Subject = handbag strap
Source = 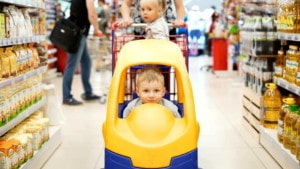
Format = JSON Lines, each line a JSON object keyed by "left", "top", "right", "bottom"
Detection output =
{"left": 68, "top": 15, "right": 86, "bottom": 33}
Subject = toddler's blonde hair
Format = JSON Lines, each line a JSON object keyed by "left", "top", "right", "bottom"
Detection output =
{"left": 136, "top": 66, "right": 165, "bottom": 87}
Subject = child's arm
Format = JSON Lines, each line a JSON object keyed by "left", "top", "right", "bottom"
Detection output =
{"left": 123, "top": 98, "right": 140, "bottom": 118}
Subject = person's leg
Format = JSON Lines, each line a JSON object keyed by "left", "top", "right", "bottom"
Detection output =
{"left": 80, "top": 36, "right": 100, "bottom": 100}
{"left": 62, "top": 37, "right": 85, "bottom": 104}
{"left": 205, "top": 32, "right": 211, "bottom": 56}
{"left": 80, "top": 36, "right": 93, "bottom": 95}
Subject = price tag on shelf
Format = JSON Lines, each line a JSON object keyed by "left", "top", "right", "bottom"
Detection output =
{"left": 14, "top": 75, "right": 24, "bottom": 84}
{"left": 12, "top": 37, "right": 16, "bottom": 45}
{"left": 276, "top": 78, "right": 287, "bottom": 89}
{"left": 4, "top": 38, "right": 9, "bottom": 46}
{"left": 0, "top": 79, "right": 11, "bottom": 88}
{"left": 288, "top": 84, "right": 297, "bottom": 94}
{"left": 294, "top": 35, "right": 299, "bottom": 41}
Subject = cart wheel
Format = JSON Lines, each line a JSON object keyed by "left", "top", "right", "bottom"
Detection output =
{"left": 99, "top": 94, "right": 107, "bottom": 104}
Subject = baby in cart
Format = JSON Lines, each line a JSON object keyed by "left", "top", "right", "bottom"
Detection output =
{"left": 139, "top": 0, "right": 169, "bottom": 40}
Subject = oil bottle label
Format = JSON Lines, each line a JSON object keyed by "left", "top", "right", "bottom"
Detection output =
{"left": 274, "top": 66, "right": 283, "bottom": 77}
{"left": 263, "top": 106, "right": 280, "bottom": 123}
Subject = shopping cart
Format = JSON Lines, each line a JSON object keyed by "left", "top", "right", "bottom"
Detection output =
{"left": 111, "top": 23, "right": 188, "bottom": 95}
{"left": 102, "top": 30, "right": 200, "bottom": 168}
{"left": 111, "top": 23, "right": 189, "bottom": 71}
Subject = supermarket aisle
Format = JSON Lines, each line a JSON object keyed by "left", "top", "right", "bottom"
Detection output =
{"left": 42, "top": 56, "right": 281, "bottom": 169}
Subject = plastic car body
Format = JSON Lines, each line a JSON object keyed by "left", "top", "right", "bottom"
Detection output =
{"left": 102, "top": 39, "right": 200, "bottom": 169}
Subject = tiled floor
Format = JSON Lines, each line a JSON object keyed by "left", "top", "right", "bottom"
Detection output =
{"left": 41, "top": 55, "right": 282, "bottom": 169}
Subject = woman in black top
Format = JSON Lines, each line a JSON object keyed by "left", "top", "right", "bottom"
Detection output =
{"left": 62, "top": 0, "right": 103, "bottom": 105}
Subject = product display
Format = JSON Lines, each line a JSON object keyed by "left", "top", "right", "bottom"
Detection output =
{"left": 239, "top": 0, "right": 300, "bottom": 167}
{"left": 0, "top": 0, "right": 62, "bottom": 169}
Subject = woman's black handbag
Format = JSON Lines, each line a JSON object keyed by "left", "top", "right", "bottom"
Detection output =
{"left": 49, "top": 18, "right": 83, "bottom": 53}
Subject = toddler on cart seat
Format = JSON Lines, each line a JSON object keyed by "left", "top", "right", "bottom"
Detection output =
{"left": 139, "top": 0, "right": 169, "bottom": 40}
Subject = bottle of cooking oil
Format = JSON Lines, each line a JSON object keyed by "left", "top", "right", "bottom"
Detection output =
{"left": 274, "top": 50, "right": 285, "bottom": 79}
{"left": 295, "top": 110, "right": 300, "bottom": 161}
{"left": 277, "top": 0, "right": 284, "bottom": 32}
{"left": 278, "top": 96, "right": 296, "bottom": 143}
{"left": 262, "top": 83, "right": 282, "bottom": 129}
{"left": 291, "top": 48, "right": 300, "bottom": 84}
{"left": 290, "top": 109, "right": 300, "bottom": 154}
{"left": 296, "top": 50, "right": 300, "bottom": 86}
{"left": 283, "top": 104, "right": 298, "bottom": 149}
{"left": 285, "top": 45, "right": 298, "bottom": 83}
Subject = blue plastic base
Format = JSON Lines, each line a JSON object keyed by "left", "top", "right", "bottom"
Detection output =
{"left": 104, "top": 148, "right": 198, "bottom": 169}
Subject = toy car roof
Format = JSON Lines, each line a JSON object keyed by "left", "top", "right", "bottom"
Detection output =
{"left": 115, "top": 39, "right": 186, "bottom": 71}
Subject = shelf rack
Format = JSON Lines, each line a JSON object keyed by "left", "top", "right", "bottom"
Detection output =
{"left": 0, "top": 0, "right": 62, "bottom": 168}
{"left": 260, "top": 127, "right": 299, "bottom": 168}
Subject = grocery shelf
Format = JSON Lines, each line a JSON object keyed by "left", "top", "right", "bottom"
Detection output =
{"left": 277, "top": 32, "right": 300, "bottom": 42}
{"left": 0, "top": 65, "right": 47, "bottom": 89}
{"left": 275, "top": 78, "right": 300, "bottom": 96}
{"left": 243, "top": 86, "right": 262, "bottom": 107}
{"left": 0, "top": 35, "right": 46, "bottom": 46}
{"left": 0, "top": 0, "right": 45, "bottom": 8}
{"left": 242, "top": 86, "right": 262, "bottom": 132}
{"left": 259, "top": 126, "right": 300, "bottom": 169}
{"left": 0, "top": 97, "right": 46, "bottom": 136}
{"left": 20, "top": 126, "right": 62, "bottom": 169}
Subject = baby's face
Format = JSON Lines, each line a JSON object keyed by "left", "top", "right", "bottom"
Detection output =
{"left": 139, "top": 0, "right": 162, "bottom": 23}
{"left": 136, "top": 80, "right": 165, "bottom": 104}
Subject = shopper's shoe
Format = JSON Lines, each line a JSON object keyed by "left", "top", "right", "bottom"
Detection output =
{"left": 63, "top": 98, "right": 82, "bottom": 105}
{"left": 81, "top": 93, "right": 100, "bottom": 101}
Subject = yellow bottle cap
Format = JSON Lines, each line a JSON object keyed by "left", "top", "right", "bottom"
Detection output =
{"left": 265, "top": 83, "right": 277, "bottom": 89}
{"left": 283, "top": 97, "right": 296, "bottom": 105}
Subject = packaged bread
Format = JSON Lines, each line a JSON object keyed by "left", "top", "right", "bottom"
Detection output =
{"left": 12, "top": 46, "right": 21, "bottom": 74}
{"left": 0, "top": 141, "right": 14, "bottom": 169}
{"left": 0, "top": 88, "right": 7, "bottom": 126}
{"left": 5, "top": 47, "right": 17, "bottom": 77}
{"left": 14, "top": 134, "right": 29, "bottom": 163}
{"left": 7, "top": 139, "right": 21, "bottom": 168}
{"left": 24, "top": 44, "right": 33, "bottom": 70}
{"left": 28, "top": 43, "right": 39, "bottom": 69}
{"left": 0, "top": 47, "right": 10, "bottom": 79}
{"left": 0, "top": 13, "right": 6, "bottom": 38}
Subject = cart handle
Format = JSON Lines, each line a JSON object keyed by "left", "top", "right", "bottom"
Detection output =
{"left": 112, "top": 22, "right": 187, "bottom": 30}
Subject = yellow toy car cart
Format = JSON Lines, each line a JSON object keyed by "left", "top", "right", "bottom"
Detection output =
{"left": 102, "top": 38, "right": 200, "bottom": 169}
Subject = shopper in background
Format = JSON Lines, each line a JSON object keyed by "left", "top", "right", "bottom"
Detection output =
{"left": 206, "top": 11, "right": 219, "bottom": 56}
{"left": 140, "top": 0, "right": 169, "bottom": 40}
{"left": 62, "top": 0, "right": 103, "bottom": 105}
{"left": 209, "top": 12, "right": 220, "bottom": 35}
{"left": 55, "top": 3, "right": 65, "bottom": 21}
{"left": 97, "top": 0, "right": 111, "bottom": 37}
{"left": 119, "top": 0, "right": 185, "bottom": 36}
{"left": 187, "top": 5, "right": 204, "bottom": 55}
{"left": 122, "top": 67, "right": 181, "bottom": 118}
{"left": 203, "top": 5, "right": 216, "bottom": 56}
